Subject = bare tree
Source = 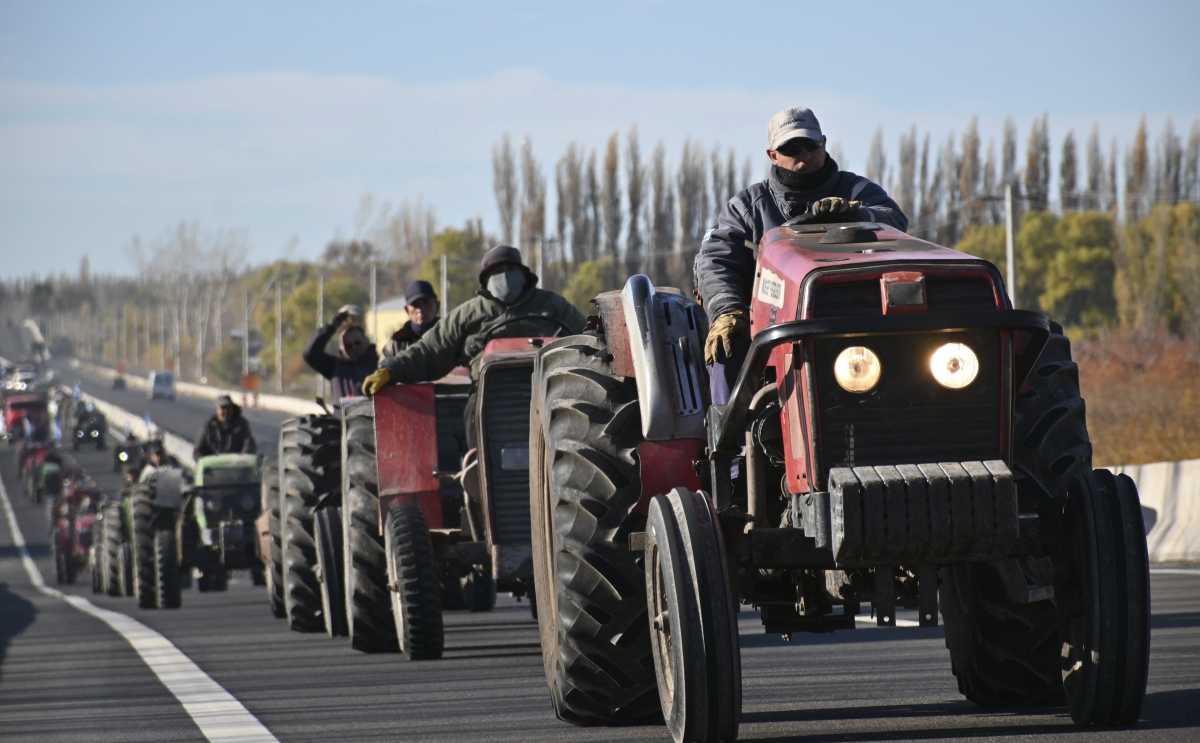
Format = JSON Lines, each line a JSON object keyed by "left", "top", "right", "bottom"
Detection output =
{"left": 1001, "top": 117, "right": 1018, "bottom": 187}
{"left": 1024, "top": 115, "right": 1051, "bottom": 211}
{"left": 1156, "top": 118, "right": 1183, "bottom": 205}
{"left": 1185, "top": 120, "right": 1200, "bottom": 202}
{"left": 893, "top": 126, "right": 918, "bottom": 220}
{"left": 916, "top": 133, "right": 934, "bottom": 238}
{"left": 492, "top": 134, "right": 518, "bottom": 244}
{"left": 959, "top": 118, "right": 981, "bottom": 225}
{"left": 866, "top": 127, "right": 887, "bottom": 185}
{"left": 649, "top": 142, "right": 675, "bottom": 281}
{"left": 1060, "top": 130, "right": 1078, "bottom": 211}
{"left": 585, "top": 151, "right": 601, "bottom": 261}
{"left": 981, "top": 139, "right": 998, "bottom": 223}
{"left": 1086, "top": 126, "right": 1104, "bottom": 210}
{"left": 518, "top": 137, "right": 546, "bottom": 266}
{"left": 1125, "top": 117, "right": 1150, "bottom": 220}
{"left": 675, "top": 140, "right": 708, "bottom": 264}
{"left": 601, "top": 132, "right": 622, "bottom": 263}
{"left": 561, "top": 143, "right": 585, "bottom": 266}
{"left": 625, "top": 127, "right": 646, "bottom": 277}
{"left": 1105, "top": 139, "right": 1119, "bottom": 212}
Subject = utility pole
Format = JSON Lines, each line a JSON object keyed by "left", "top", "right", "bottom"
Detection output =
{"left": 1004, "top": 183, "right": 1016, "bottom": 308}
{"left": 159, "top": 305, "right": 166, "bottom": 370}
{"left": 440, "top": 255, "right": 448, "bottom": 318}
{"left": 242, "top": 289, "right": 250, "bottom": 376}
{"left": 536, "top": 236, "right": 546, "bottom": 289}
{"left": 369, "top": 263, "right": 378, "bottom": 345}
{"left": 173, "top": 308, "right": 181, "bottom": 378}
{"left": 275, "top": 281, "right": 283, "bottom": 393}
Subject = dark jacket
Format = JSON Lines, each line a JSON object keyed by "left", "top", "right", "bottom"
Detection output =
{"left": 694, "top": 158, "right": 908, "bottom": 322}
{"left": 380, "top": 319, "right": 437, "bottom": 362}
{"left": 382, "top": 279, "right": 585, "bottom": 384}
{"left": 303, "top": 322, "right": 380, "bottom": 401}
{"left": 193, "top": 408, "right": 257, "bottom": 460}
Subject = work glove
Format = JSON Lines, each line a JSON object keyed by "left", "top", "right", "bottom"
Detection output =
{"left": 808, "top": 196, "right": 863, "bottom": 219}
{"left": 704, "top": 310, "right": 748, "bottom": 366}
{"left": 361, "top": 367, "right": 392, "bottom": 396}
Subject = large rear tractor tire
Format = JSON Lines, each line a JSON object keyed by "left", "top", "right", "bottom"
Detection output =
{"left": 102, "top": 502, "right": 122, "bottom": 597}
{"left": 131, "top": 487, "right": 158, "bottom": 609}
{"left": 384, "top": 503, "right": 443, "bottom": 659}
{"left": 941, "top": 322, "right": 1089, "bottom": 707}
{"left": 530, "top": 334, "right": 659, "bottom": 724}
{"left": 315, "top": 506, "right": 348, "bottom": 637}
{"left": 1059, "top": 470, "right": 1149, "bottom": 726}
{"left": 154, "top": 527, "right": 181, "bottom": 609}
{"left": 280, "top": 415, "right": 340, "bottom": 633}
{"left": 644, "top": 488, "right": 741, "bottom": 743}
{"left": 342, "top": 400, "right": 397, "bottom": 652}
{"left": 263, "top": 475, "right": 285, "bottom": 618}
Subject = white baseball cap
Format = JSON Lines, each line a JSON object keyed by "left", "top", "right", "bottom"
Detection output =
{"left": 768, "top": 107, "right": 825, "bottom": 150}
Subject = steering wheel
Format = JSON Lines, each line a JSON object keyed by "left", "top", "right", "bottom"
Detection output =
{"left": 783, "top": 202, "right": 869, "bottom": 228}
{"left": 479, "top": 313, "right": 574, "bottom": 344}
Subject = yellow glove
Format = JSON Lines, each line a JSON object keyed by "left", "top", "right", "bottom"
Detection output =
{"left": 704, "top": 310, "right": 748, "bottom": 366}
{"left": 362, "top": 367, "right": 392, "bottom": 396}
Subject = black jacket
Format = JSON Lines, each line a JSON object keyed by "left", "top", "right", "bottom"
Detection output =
{"left": 193, "top": 408, "right": 257, "bottom": 460}
{"left": 303, "top": 322, "right": 380, "bottom": 401}
{"left": 694, "top": 158, "right": 908, "bottom": 322}
{"left": 380, "top": 319, "right": 436, "bottom": 362}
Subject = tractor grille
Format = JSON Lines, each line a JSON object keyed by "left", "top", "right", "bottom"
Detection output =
{"left": 812, "top": 330, "right": 1003, "bottom": 488}
{"left": 434, "top": 388, "right": 469, "bottom": 529}
{"left": 808, "top": 276, "right": 998, "bottom": 318}
{"left": 480, "top": 363, "right": 534, "bottom": 546}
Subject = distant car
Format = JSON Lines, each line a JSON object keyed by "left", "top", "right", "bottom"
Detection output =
{"left": 148, "top": 371, "right": 176, "bottom": 400}
{"left": 112, "top": 376, "right": 127, "bottom": 390}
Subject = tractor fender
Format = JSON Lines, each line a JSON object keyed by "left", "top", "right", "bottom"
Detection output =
{"left": 618, "top": 275, "right": 709, "bottom": 441}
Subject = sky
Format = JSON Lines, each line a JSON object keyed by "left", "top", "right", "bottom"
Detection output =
{"left": 2, "top": 0, "right": 1198, "bottom": 278}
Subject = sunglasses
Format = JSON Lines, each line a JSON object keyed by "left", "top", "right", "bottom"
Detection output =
{"left": 776, "top": 138, "right": 824, "bottom": 157}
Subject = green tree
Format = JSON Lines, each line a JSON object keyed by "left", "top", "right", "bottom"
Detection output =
{"left": 1039, "top": 212, "right": 1116, "bottom": 330}
{"left": 561, "top": 256, "right": 614, "bottom": 314}
{"left": 417, "top": 222, "right": 487, "bottom": 310}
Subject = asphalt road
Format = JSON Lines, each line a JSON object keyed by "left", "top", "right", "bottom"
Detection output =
{"left": 1, "top": 360, "right": 1199, "bottom": 741}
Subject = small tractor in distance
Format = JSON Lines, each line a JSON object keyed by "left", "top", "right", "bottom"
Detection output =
{"left": 529, "top": 219, "right": 1150, "bottom": 743}
{"left": 180, "top": 453, "right": 265, "bottom": 591}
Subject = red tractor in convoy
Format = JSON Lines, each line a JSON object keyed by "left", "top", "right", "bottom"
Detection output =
{"left": 529, "top": 219, "right": 1150, "bottom": 742}
{"left": 271, "top": 320, "right": 567, "bottom": 659}
{"left": 51, "top": 470, "right": 101, "bottom": 585}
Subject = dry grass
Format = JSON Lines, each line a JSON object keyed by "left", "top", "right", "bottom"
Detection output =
{"left": 1074, "top": 330, "right": 1200, "bottom": 466}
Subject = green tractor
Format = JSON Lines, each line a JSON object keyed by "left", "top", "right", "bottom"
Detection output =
{"left": 96, "top": 465, "right": 185, "bottom": 608}
{"left": 180, "top": 453, "right": 266, "bottom": 591}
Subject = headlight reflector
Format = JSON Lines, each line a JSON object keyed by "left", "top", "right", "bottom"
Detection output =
{"left": 834, "top": 346, "right": 882, "bottom": 393}
{"left": 930, "top": 342, "right": 980, "bottom": 389}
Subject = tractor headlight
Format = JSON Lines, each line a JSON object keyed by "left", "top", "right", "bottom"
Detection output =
{"left": 118, "top": 451, "right": 128, "bottom": 462}
{"left": 834, "top": 346, "right": 882, "bottom": 393}
{"left": 930, "top": 342, "right": 980, "bottom": 389}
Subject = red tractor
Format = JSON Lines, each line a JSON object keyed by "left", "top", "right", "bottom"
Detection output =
{"left": 529, "top": 220, "right": 1150, "bottom": 742}
{"left": 273, "top": 320, "right": 566, "bottom": 657}
{"left": 51, "top": 470, "right": 101, "bottom": 585}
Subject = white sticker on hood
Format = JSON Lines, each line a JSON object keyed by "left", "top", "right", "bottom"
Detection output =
{"left": 757, "top": 267, "right": 786, "bottom": 308}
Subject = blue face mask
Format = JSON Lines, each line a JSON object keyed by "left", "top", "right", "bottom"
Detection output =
{"left": 486, "top": 268, "right": 527, "bottom": 304}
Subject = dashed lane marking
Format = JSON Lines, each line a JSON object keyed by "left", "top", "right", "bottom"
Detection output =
{"left": 1150, "top": 568, "right": 1200, "bottom": 576}
{"left": 0, "top": 470, "right": 279, "bottom": 743}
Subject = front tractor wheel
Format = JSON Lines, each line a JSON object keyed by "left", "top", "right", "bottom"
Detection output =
{"left": 941, "top": 322, "right": 1091, "bottom": 707}
{"left": 529, "top": 334, "right": 659, "bottom": 724}
{"left": 384, "top": 503, "right": 443, "bottom": 660}
{"left": 644, "top": 489, "right": 741, "bottom": 743}
{"left": 1059, "top": 469, "right": 1150, "bottom": 726}
{"left": 342, "top": 400, "right": 397, "bottom": 652}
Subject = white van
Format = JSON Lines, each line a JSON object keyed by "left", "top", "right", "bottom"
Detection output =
{"left": 148, "top": 371, "right": 176, "bottom": 400}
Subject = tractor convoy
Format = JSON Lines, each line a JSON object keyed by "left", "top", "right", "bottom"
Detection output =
{"left": 6, "top": 214, "right": 1152, "bottom": 743}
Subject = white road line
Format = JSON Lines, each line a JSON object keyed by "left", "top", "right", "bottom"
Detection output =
{"left": 1150, "top": 568, "right": 1200, "bottom": 576}
{"left": 0, "top": 472, "right": 278, "bottom": 743}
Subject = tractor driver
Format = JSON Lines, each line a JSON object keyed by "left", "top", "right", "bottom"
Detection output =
{"left": 193, "top": 395, "right": 257, "bottom": 460}
{"left": 362, "top": 245, "right": 585, "bottom": 395}
{"left": 381, "top": 280, "right": 440, "bottom": 359}
{"left": 696, "top": 106, "right": 908, "bottom": 377}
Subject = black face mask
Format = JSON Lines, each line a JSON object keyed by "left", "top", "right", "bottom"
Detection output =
{"left": 771, "top": 159, "right": 834, "bottom": 191}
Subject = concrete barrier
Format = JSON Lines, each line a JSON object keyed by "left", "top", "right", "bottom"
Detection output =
{"left": 1108, "top": 458, "right": 1200, "bottom": 564}
{"left": 73, "top": 359, "right": 322, "bottom": 417}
